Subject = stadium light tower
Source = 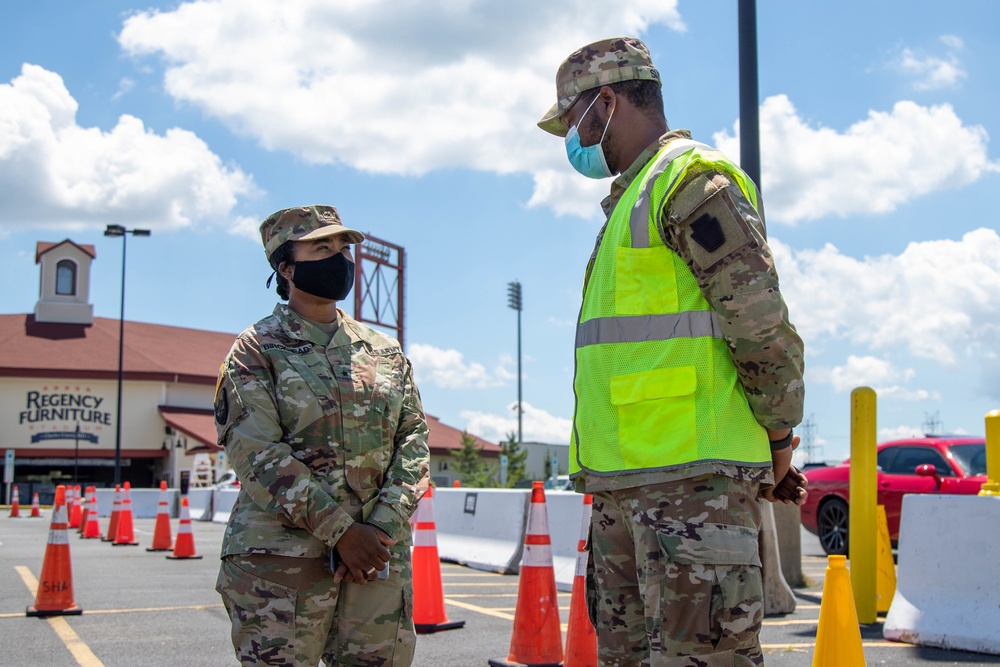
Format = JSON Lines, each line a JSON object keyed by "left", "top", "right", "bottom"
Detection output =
{"left": 507, "top": 281, "right": 523, "bottom": 447}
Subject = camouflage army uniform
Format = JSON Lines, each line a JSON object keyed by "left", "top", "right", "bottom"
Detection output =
{"left": 538, "top": 39, "right": 805, "bottom": 667}
{"left": 215, "top": 303, "right": 429, "bottom": 666}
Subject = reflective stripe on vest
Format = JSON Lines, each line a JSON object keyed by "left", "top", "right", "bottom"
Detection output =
{"left": 630, "top": 139, "right": 711, "bottom": 249}
{"left": 576, "top": 311, "right": 723, "bottom": 347}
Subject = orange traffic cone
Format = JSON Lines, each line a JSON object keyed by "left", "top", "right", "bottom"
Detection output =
{"left": 30, "top": 492, "right": 42, "bottom": 519}
{"left": 112, "top": 481, "right": 139, "bottom": 546}
{"left": 82, "top": 492, "right": 102, "bottom": 539}
{"left": 453, "top": 480, "right": 461, "bottom": 487}
{"left": 564, "top": 494, "right": 596, "bottom": 667}
{"left": 146, "top": 481, "right": 174, "bottom": 552}
{"left": 412, "top": 486, "right": 465, "bottom": 633}
{"left": 166, "top": 497, "right": 202, "bottom": 560}
{"left": 68, "top": 485, "right": 83, "bottom": 529}
{"left": 489, "top": 481, "right": 564, "bottom": 667}
{"left": 102, "top": 485, "right": 121, "bottom": 542}
{"left": 813, "top": 554, "right": 866, "bottom": 666}
{"left": 77, "top": 487, "right": 93, "bottom": 533}
{"left": 26, "top": 485, "right": 82, "bottom": 617}
{"left": 9, "top": 485, "right": 21, "bottom": 517}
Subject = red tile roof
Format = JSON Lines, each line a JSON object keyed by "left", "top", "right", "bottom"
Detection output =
{"left": 36, "top": 240, "right": 97, "bottom": 263}
{"left": 424, "top": 413, "right": 500, "bottom": 455}
{"left": 0, "top": 314, "right": 235, "bottom": 385}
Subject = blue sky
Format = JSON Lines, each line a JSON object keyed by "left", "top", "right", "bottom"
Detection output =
{"left": 1, "top": 1, "right": 998, "bottom": 463}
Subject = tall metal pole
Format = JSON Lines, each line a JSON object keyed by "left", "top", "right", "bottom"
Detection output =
{"left": 738, "top": 0, "right": 762, "bottom": 190}
{"left": 113, "top": 231, "right": 127, "bottom": 486}
{"left": 105, "top": 225, "right": 150, "bottom": 487}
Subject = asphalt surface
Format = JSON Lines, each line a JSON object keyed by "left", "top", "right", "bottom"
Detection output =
{"left": 2, "top": 510, "right": 998, "bottom": 666}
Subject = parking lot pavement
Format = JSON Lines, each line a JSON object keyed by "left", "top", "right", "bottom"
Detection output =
{"left": 3, "top": 512, "right": 1000, "bottom": 666}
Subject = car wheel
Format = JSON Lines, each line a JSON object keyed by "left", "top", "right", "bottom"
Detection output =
{"left": 817, "top": 498, "right": 849, "bottom": 556}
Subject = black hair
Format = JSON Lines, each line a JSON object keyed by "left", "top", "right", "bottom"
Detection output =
{"left": 583, "top": 79, "right": 665, "bottom": 125}
{"left": 268, "top": 240, "right": 296, "bottom": 301}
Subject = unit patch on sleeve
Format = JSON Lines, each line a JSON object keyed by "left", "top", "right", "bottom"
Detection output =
{"left": 690, "top": 213, "right": 726, "bottom": 252}
{"left": 215, "top": 387, "right": 229, "bottom": 425}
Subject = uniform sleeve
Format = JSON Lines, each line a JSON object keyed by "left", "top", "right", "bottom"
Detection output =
{"left": 215, "top": 337, "right": 356, "bottom": 547}
{"left": 366, "top": 358, "right": 430, "bottom": 541}
{"left": 659, "top": 170, "right": 805, "bottom": 430}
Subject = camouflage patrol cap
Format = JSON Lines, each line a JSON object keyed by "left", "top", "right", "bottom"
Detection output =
{"left": 259, "top": 205, "right": 366, "bottom": 259}
{"left": 537, "top": 36, "right": 661, "bottom": 137}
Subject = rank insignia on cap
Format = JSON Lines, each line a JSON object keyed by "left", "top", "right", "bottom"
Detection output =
{"left": 690, "top": 213, "right": 726, "bottom": 252}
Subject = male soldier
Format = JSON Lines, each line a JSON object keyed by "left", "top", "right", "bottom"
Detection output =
{"left": 538, "top": 38, "right": 806, "bottom": 665}
{"left": 214, "top": 205, "right": 429, "bottom": 666}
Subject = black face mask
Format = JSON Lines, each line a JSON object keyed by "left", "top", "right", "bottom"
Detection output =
{"left": 290, "top": 253, "right": 355, "bottom": 301}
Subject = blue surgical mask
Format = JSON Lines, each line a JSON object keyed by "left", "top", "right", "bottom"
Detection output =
{"left": 564, "top": 94, "right": 615, "bottom": 179}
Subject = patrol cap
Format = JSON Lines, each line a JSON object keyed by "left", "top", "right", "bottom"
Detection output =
{"left": 537, "top": 36, "right": 661, "bottom": 137}
{"left": 259, "top": 205, "right": 366, "bottom": 259}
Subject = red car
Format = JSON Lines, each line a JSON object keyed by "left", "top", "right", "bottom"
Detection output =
{"left": 800, "top": 435, "right": 988, "bottom": 555}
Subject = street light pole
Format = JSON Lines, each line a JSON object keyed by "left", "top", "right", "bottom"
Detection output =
{"left": 104, "top": 224, "right": 151, "bottom": 486}
{"left": 506, "top": 281, "right": 523, "bottom": 448}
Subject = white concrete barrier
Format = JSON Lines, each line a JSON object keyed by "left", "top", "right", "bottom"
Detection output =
{"left": 884, "top": 495, "right": 1000, "bottom": 654}
{"left": 93, "top": 487, "right": 178, "bottom": 517}
{"left": 187, "top": 488, "right": 215, "bottom": 522}
{"left": 434, "top": 488, "right": 529, "bottom": 573}
{"left": 542, "top": 491, "right": 587, "bottom": 592}
{"left": 212, "top": 488, "right": 239, "bottom": 524}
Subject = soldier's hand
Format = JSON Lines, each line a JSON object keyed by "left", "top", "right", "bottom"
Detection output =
{"left": 332, "top": 523, "right": 395, "bottom": 585}
{"left": 762, "top": 465, "right": 808, "bottom": 506}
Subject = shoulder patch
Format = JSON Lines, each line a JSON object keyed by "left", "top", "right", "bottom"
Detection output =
{"left": 215, "top": 387, "right": 229, "bottom": 425}
{"left": 690, "top": 213, "right": 726, "bottom": 252}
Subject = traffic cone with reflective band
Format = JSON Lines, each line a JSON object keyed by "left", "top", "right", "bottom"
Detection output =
{"left": 68, "top": 485, "right": 83, "bottom": 529}
{"left": 489, "top": 481, "right": 564, "bottom": 667}
{"left": 166, "top": 497, "right": 202, "bottom": 559}
{"left": 9, "top": 486, "right": 21, "bottom": 518}
{"left": 146, "top": 481, "right": 173, "bottom": 552}
{"left": 875, "top": 505, "right": 896, "bottom": 615}
{"left": 26, "top": 485, "right": 82, "bottom": 617}
{"left": 113, "top": 481, "right": 139, "bottom": 546}
{"left": 812, "top": 555, "right": 866, "bottom": 666}
{"left": 564, "top": 494, "right": 596, "bottom": 667}
{"left": 412, "top": 486, "right": 465, "bottom": 633}
{"left": 82, "top": 492, "right": 102, "bottom": 539}
{"left": 30, "top": 492, "right": 42, "bottom": 518}
{"left": 102, "top": 485, "right": 121, "bottom": 542}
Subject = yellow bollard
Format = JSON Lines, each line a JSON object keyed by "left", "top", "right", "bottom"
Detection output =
{"left": 813, "top": 555, "right": 867, "bottom": 667}
{"left": 849, "top": 387, "right": 877, "bottom": 624}
{"left": 979, "top": 410, "right": 1000, "bottom": 496}
{"left": 875, "top": 505, "right": 896, "bottom": 614}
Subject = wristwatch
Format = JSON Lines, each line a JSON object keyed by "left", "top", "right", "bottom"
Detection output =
{"left": 769, "top": 429, "right": 794, "bottom": 452}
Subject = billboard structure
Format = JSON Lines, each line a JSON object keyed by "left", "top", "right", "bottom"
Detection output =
{"left": 353, "top": 235, "right": 406, "bottom": 350}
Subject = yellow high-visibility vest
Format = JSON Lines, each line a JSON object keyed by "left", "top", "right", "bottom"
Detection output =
{"left": 571, "top": 139, "right": 770, "bottom": 475}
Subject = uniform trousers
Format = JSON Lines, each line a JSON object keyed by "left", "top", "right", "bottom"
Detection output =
{"left": 217, "top": 544, "right": 414, "bottom": 666}
{"left": 589, "top": 474, "right": 765, "bottom": 667}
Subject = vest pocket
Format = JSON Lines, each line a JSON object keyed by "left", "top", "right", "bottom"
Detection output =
{"left": 610, "top": 366, "right": 697, "bottom": 469}
{"left": 614, "top": 247, "right": 678, "bottom": 315}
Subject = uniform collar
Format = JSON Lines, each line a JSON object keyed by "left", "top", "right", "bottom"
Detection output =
{"left": 273, "top": 304, "right": 363, "bottom": 349}
{"left": 601, "top": 129, "right": 693, "bottom": 218}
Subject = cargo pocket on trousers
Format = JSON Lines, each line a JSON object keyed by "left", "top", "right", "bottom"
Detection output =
{"left": 656, "top": 524, "right": 762, "bottom": 655}
{"left": 216, "top": 557, "right": 297, "bottom": 662}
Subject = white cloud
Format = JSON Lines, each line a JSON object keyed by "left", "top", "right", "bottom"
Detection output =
{"left": 878, "top": 425, "right": 924, "bottom": 441}
{"left": 408, "top": 343, "right": 507, "bottom": 389}
{"left": 714, "top": 95, "right": 997, "bottom": 225}
{"left": 460, "top": 401, "right": 571, "bottom": 443}
{"left": 0, "top": 64, "right": 258, "bottom": 232}
{"left": 117, "top": 0, "right": 685, "bottom": 219}
{"left": 811, "top": 355, "right": 939, "bottom": 401}
{"left": 773, "top": 229, "right": 1000, "bottom": 370}
{"left": 895, "top": 36, "right": 967, "bottom": 91}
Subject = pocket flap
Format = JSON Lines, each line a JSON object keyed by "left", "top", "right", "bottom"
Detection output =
{"left": 657, "top": 523, "right": 760, "bottom": 567}
{"left": 216, "top": 558, "right": 296, "bottom": 626}
{"left": 610, "top": 366, "right": 697, "bottom": 406}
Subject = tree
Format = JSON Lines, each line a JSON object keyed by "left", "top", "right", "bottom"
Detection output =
{"left": 501, "top": 431, "right": 528, "bottom": 488}
{"left": 451, "top": 431, "right": 493, "bottom": 487}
